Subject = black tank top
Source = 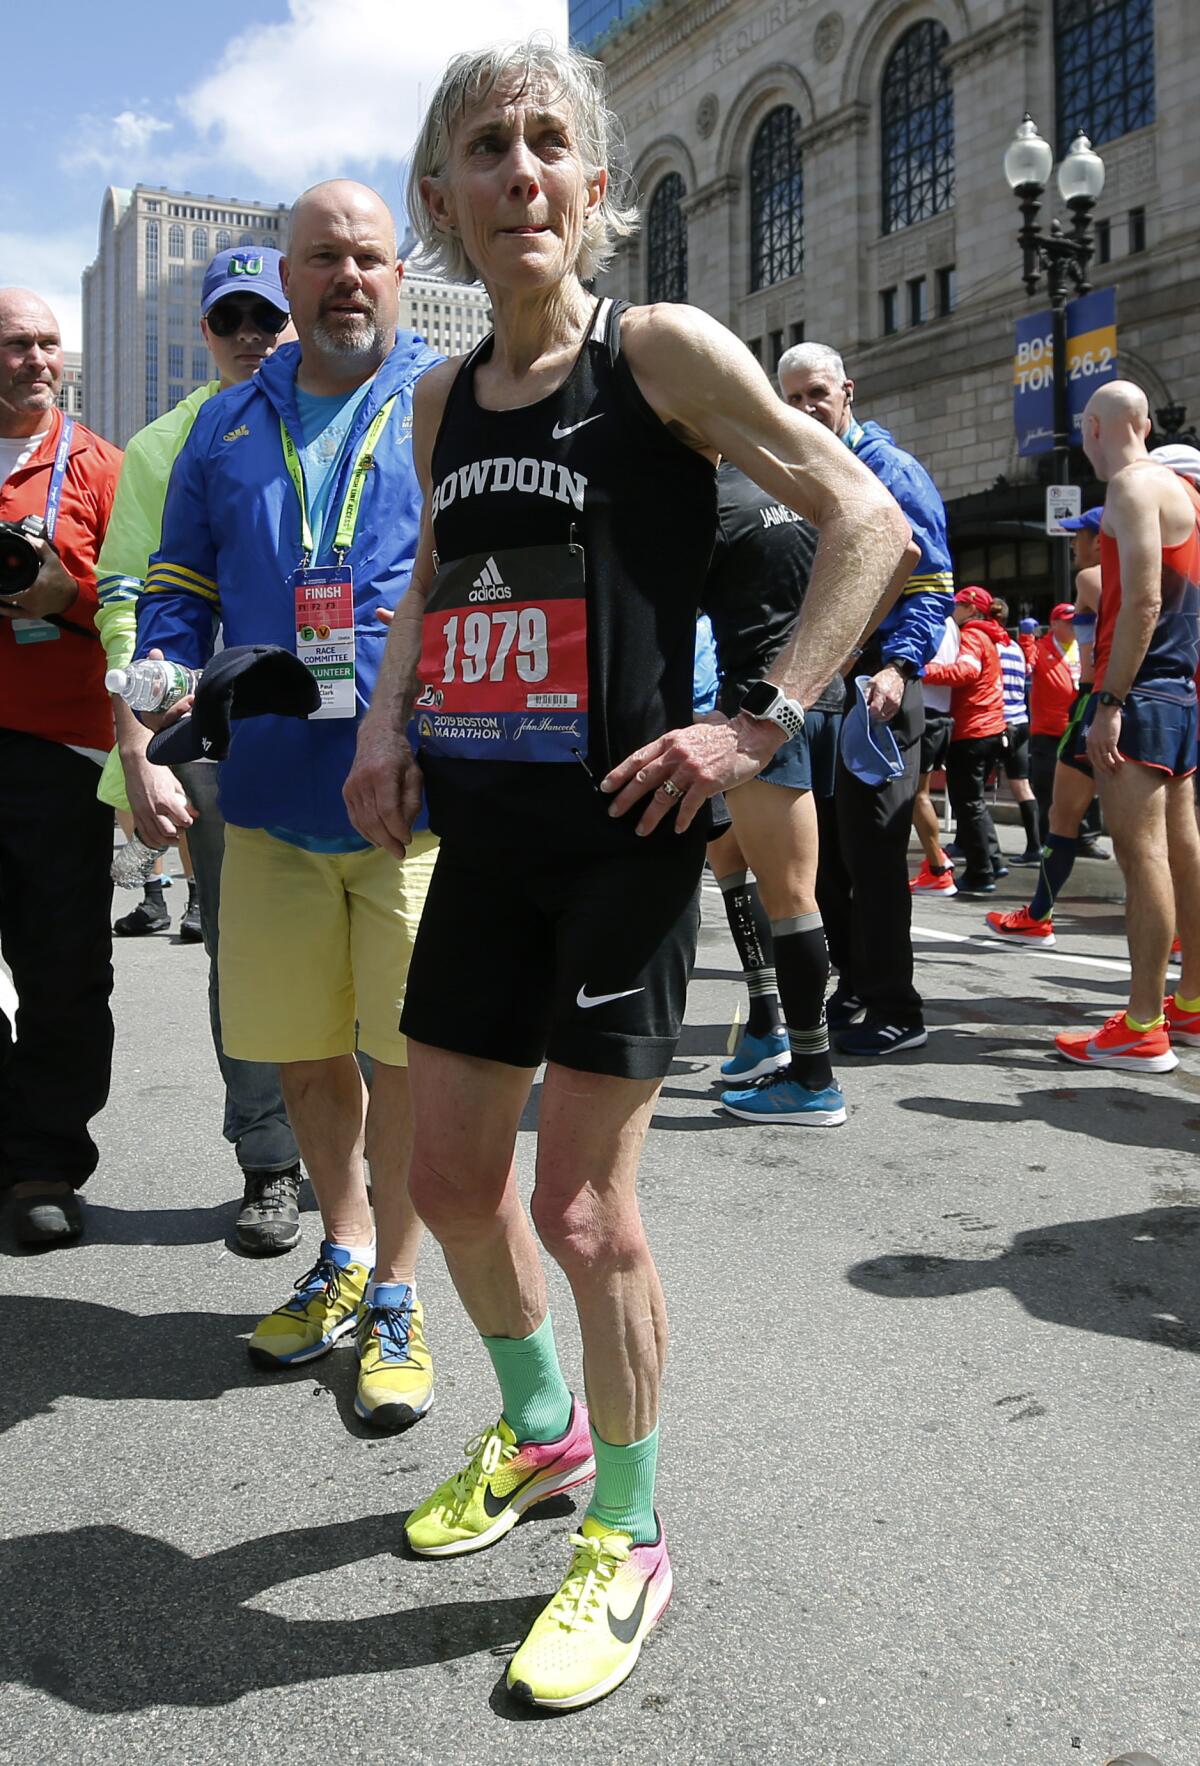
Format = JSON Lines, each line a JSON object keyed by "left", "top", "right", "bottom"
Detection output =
{"left": 417, "top": 297, "right": 717, "bottom": 854}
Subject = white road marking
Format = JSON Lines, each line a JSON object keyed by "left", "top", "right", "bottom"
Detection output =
{"left": 0, "top": 969, "right": 15, "bottom": 1021}
{"left": 912, "top": 921, "right": 1134, "bottom": 977}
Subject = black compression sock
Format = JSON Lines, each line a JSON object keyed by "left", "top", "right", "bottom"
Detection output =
{"left": 1018, "top": 799, "right": 1040, "bottom": 852}
{"left": 770, "top": 911, "right": 834, "bottom": 1092}
{"left": 1029, "top": 833, "right": 1078, "bottom": 920}
{"left": 717, "top": 870, "right": 782, "bottom": 1037}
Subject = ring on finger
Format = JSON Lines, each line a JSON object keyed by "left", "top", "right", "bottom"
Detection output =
{"left": 658, "top": 779, "right": 683, "bottom": 800}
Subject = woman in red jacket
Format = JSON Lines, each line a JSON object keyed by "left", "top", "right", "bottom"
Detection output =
{"left": 923, "top": 586, "right": 1007, "bottom": 893}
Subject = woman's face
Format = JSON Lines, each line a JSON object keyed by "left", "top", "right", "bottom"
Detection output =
{"left": 425, "top": 82, "right": 605, "bottom": 294}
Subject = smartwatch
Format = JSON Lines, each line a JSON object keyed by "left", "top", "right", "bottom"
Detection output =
{"left": 1097, "top": 689, "right": 1127, "bottom": 709}
{"left": 739, "top": 680, "right": 806, "bottom": 738}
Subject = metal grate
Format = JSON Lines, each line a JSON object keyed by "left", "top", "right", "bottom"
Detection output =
{"left": 646, "top": 173, "right": 688, "bottom": 304}
{"left": 750, "top": 106, "right": 804, "bottom": 291}
{"left": 881, "top": 20, "right": 955, "bottom": 235}
{"left": 1054, "top": 0, "right": 1155, "bottom": 154}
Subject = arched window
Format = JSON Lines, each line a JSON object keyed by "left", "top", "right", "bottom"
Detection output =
{"left": 192, "top": 226, "right": 209, "bottom": 261}
{"left": 239, "top": 232, "right": 255, "bottom": 246}
{"left": 749, "top": 106, "right": 804, "bottom": 291}
{"left": 1055, "top": 0, "right": 1154, "bottom": 153}
{"left": 168, "top": 223, "right": 185, "bottom": 258}
{"left": 215, "top": 229, "right": 231, "bottom": 251}
{"left": 881, "top": 20, "right": 955, "bottom": 235}
{"left": 646, "top": 174, "right": 688, "bottom": 304}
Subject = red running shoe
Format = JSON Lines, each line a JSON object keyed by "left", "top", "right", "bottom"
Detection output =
{"left": 985, "top": 906, "right": 1056, "bottom": 948}
{"left": 1055, "top": 1011, "right": 1178, "bottom": 1073}
{"left": 910, "top": 859, "right": 957, "bottom": 895}
{"left": 1164, "top": 995, "right": 1200, "bottom": 1046}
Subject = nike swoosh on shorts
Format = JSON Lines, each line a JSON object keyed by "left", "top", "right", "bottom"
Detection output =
{"left": 576, "top": 987, "right": 646, "bottom": 1010}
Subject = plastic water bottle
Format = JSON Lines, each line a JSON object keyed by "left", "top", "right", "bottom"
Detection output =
{"left": 111, "top": 831, "right": 167, "bottom": 889}
{"left": 106, "top": 659, "right": 200, "bottom": 713}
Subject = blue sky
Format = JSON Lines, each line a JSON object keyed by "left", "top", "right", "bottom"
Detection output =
{"left": 1, "top": 0, "right": 567, "bottom": 347}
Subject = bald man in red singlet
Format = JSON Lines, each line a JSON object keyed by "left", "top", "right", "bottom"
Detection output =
{"left": 1055, "top": 380, "right": 1200, "bottom": 1074}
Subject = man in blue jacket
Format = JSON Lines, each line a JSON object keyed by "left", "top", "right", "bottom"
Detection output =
{"left": 137, "top": 181, "right": 441, "bottom": 1433}
{"left": 779, "top": 343, "right": 954, "bottom": 1056}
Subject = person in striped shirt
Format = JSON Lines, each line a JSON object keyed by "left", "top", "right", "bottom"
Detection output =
{"left": 990, "top": 596, "right": 1041, "bottom": 863}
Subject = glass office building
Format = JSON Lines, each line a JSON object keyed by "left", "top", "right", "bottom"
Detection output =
{"left": 569, "top": 0, "right": 652, "bottom": 49}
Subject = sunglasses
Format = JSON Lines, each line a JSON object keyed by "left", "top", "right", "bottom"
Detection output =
{"left": 205, "top": 298, "right": 289, "bottom": 338}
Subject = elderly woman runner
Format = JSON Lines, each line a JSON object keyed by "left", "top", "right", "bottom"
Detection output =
{"left": 345, "top": 37, "right": 913, "bottom": 1709}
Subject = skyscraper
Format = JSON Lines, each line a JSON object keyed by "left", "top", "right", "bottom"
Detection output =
{"left": 83, "top": 184, "right": 289, "bottom": 447}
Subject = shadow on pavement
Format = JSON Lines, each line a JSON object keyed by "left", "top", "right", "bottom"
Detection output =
{"left": 848, "top": 1206, "right": 1200, "bottom": 1352}
{"left": 0, "top": 1515, "right": 544, "bottom": 1711}
{"left": 897, "top": 1084, "right": 1200, "bottom": 1149}
{"left": 0, "top": 1296, "right": 281, "bottom": 1435}
{"left": 81, "top": 1200, "right": 236, "bottom": 1248}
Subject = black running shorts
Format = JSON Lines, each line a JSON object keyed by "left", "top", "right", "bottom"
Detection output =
{"left": 919, "top": 712, "right": 954, "bottom": 776}
{"left": 1057, "top": 685, "right": 1094, "bottom": 775}
{"left": 400, "top": 838, "right": 704, "bottom": 1079}
{"left": 1001, "top": 721, "right": 1031, "bottom": 782}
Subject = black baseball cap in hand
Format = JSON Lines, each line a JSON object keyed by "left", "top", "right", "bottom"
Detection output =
{"left": 146, "top": 645, "right": 321, "bottom": 765}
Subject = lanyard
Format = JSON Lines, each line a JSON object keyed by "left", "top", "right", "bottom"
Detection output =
{"left": 279, "top": 396, "right": 396, "bottom": 565}
{"left": 43, "top": 417, "right": 74, "bottom": 542}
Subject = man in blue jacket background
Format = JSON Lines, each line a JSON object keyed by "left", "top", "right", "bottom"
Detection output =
{"left": 779, "top": 343, "right": 955, "bottom": 1057}
{"left": 137, "top": 181, "right": 442, "bottom": 1433}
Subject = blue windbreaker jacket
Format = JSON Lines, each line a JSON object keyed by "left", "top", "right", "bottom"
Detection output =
{"left": 845, "top": 418, "right": 955, "bottom": 672}
{"left": 136, "top": 334, "right": 440, "bottom": 840}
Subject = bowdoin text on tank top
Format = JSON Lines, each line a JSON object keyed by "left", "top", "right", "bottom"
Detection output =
{"left": 417, "top": 298, "right": 718, "bottom": 853}
{"left": 1094, "top": 476, "right": 1200, "bottom": 697}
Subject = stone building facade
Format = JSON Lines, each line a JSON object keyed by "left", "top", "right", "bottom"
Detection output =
{"left": 585, "top": 0, "right": 1199, "bottom": 607}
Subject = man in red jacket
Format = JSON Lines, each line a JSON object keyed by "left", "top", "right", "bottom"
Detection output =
{"left": 1028, "top": 604, "right": 1081, "bottom": 837}
{"left": 922, "top": 586, "right": 1007, "bottom": 894}
{"left": 0, "top": 288, "right": 122, "bottom": 1246}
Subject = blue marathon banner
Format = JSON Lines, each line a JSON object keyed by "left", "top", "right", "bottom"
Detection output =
{"left": 1013, "top": 287, "right": 1118, "bottom": 456}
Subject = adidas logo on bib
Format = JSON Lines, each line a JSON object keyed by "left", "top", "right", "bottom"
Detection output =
{"left": 468, "top": 557, "right": 513, "bottom": 602}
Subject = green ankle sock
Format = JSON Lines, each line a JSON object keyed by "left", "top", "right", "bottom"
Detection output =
{"left": 481, "top": 1312, "right": 573, "bottom": 1444}
{"left": 586, "top": 1423, "right": 660, "bottom": 1545}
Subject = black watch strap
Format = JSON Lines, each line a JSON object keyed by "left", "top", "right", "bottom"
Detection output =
{"left": 1097, "top": 689, "right": 1127, "bottom": 709}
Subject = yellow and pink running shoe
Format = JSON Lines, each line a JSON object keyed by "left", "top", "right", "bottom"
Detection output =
{"left": 507, "top": 1515, "right": 673, "bottom": 1710}
{"left": 405, "top": 1398, "right": 595, "bottom": 1557}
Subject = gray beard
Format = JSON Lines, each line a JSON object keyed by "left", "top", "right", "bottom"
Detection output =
{"left": 313, "top": 315, "right": 381, "bottom": 359}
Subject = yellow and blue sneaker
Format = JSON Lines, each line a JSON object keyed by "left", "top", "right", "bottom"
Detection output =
{"left": 506, "top": 1515, "right": 673, "bottom": 1710}
{"left": 355, "top": 1283, "right": 434, "bottom": 1433}
{"left": 405, "top": 1398, "right": 595, "bottom": 1557}
{"left": 247, "top": 1240, "right": 369, "bottom": 1367}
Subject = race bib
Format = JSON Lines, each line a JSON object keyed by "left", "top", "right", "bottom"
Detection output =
{"left": 292, "top": 565, "right": 356, "bottom": 719}
{"left": 416, "top": 544, "right": 588, "bottom": 761}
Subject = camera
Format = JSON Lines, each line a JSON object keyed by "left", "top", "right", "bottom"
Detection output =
{"left": 0, "top": 514, "right": 46, "bottom": 597}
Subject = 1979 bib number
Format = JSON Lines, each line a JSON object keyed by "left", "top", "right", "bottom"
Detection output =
{"left": 440, "top": 608, "right": 549, "bottom": 684}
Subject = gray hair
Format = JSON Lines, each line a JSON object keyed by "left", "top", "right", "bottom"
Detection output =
{"left": 406, "top": 35, "right": 638, "bottom": 285}
{"left": 777, "top": 341, "right": 848, "bottom": 390}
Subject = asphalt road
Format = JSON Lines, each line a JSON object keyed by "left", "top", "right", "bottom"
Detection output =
{"left": 1, "top": 836, "right": 1193, "bottom": 1766}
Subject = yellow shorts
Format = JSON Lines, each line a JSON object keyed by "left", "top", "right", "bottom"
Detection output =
{"left": 218, "top": 826, "right": 438, "bottom": 1066}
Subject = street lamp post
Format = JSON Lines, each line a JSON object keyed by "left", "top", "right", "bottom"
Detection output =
{"left": 1003, "top": 115, "right": 1106, "bottom": 602}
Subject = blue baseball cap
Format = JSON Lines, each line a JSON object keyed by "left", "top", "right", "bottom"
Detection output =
{"left": 839, "top": 676, "right": 904, "bottom": 788}
{"left": 200, "top": 246, "right": 288, "bottom": 317}
{"left": 1019, "top": 617, "right": 1039, "bottom": 633}
{"left": 1057, "top": 505, "right": 1103, "bottom": 534}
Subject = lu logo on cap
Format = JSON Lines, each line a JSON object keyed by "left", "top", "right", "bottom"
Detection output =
{"left": 230, "top": 255, "right": 263, "bottom": 277}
